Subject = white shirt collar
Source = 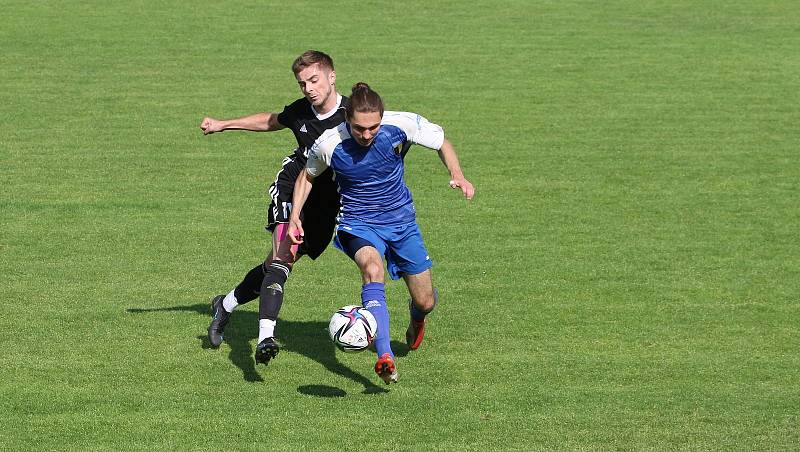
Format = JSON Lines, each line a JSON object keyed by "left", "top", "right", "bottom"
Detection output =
{"left": 311, "top": 94, "right": 342, "bottom": 120}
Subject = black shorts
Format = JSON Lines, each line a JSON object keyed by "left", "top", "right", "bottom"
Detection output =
{"left": 266, "top": 155, "right": 340, "bottom": 260}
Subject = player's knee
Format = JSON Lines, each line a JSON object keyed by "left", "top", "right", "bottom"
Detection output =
{"left": 414, "top": 296, "right": 435, "bottom": 313}
{"left": 272, "top": 246, "right": 298, "bottom": 264}
{"left": 362, "top": 261, "right": 384, "bottom": 283}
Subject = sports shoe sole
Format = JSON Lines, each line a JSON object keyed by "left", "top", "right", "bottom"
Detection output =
{"left": 375, "top": 354, "right": 398, "bottom": 384}
{"left": 255, "top": 339, "right": 280, "bottom": 365}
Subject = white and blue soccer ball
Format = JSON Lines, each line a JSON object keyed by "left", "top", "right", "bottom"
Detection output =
{"left": 328, "top": 305, "right": 377, "bottom": 352}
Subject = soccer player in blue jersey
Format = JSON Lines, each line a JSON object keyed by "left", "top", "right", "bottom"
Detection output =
{"left": 288, "top": 82, "right": 475, "bottom": 384}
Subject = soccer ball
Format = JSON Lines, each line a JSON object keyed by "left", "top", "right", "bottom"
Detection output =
{"left": 328, "top": 305, "right": 377, "bottom": 352}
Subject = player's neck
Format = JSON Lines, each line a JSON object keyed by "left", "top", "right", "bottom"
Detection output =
{"left": 312, "top": 93, "right": 341, "bottom": 117}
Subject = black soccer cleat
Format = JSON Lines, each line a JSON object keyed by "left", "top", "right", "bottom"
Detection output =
{"left": 255, "top": 337, "right": 280, "bottom": 365}
{"left": 208, "top": 295, "right": 231, "bottom": 348}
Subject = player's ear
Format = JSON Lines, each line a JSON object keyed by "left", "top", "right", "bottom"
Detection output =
{"left": 329, "top": 70, "right": 336, "bottom": 85}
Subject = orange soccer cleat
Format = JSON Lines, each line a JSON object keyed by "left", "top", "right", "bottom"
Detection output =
{"left": 405, "top": 318, "right": 426, "bottom": 350}
{"left": 374, "top": 353, "right": 398, "bottom": 384}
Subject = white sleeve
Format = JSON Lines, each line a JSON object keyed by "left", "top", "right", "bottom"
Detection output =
{"left": 383, "top": 111, "right": 445, "bottom": 150}
{"left": 306, "top": 145, "right": 328, "bottom": 178}
{"left": 306, "top": 125, "right": 346, "bottom": 177}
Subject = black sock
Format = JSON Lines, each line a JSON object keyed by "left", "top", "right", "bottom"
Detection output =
{"left": 259, "top": 261, "right": 291, "bottom": 320}
{"left": 233, "top": 263, "right": 266, "bottom": 305}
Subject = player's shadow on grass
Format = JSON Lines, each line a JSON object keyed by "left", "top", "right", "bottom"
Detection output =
{"left": 127, "top": 303, "right": 406, "bottom": 395}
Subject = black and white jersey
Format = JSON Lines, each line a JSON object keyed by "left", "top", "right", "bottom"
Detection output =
{"left": 277, "top": 94, "right": 348, "bottom": 161}
{"left": 265, "top": 94, "right": 346, "bottom": 259}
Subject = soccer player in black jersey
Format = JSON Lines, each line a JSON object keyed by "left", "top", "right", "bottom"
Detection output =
{"left": 199, "top": 50, "right": 346, "bottom": 364}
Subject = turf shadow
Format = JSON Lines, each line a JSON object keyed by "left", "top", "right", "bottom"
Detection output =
{"left": 127, "top": 303, "right": 389, "bottom": 394}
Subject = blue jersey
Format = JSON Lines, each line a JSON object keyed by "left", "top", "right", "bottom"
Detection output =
{"left": 307, "top": 111, "right": 445, "bottom": 226}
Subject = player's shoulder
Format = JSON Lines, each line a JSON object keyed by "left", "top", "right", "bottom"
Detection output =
{"left": 281, "top": 97, "right": 312, "bottom": 119}
{"left": 286, "top": 97, "right": 311, "bottom": 111}
{"left": 278, "top": 97, "right": 311, "bottom": 124}
{"left": 312, "top": 123, "right": 349, "bottom": 154}
{"left": 381, "top": 111, "right": 424, "bottom": 128}
{"left": 380, "top": 111, "right": 434, "bottom": 139}
{"left": 381, "top": 110, "right": 444, "bottom": 150}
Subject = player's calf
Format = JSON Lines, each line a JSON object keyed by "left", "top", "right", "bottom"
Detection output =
{"left": 406, "top": 288, "right": 438, "bottom": 350}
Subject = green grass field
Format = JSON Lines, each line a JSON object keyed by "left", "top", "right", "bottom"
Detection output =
{"left": 2, "top": 0, "right": 799, "bottom": 449}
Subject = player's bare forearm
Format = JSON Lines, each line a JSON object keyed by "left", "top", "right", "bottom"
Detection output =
{"left": 291, "top": 170, "right": 315, "bottom": 215}
{"left": 288, "top": 170, "right": 315, "bottom": 244}
{"left": 437, "top": 139, "right": 475, "bottom": 199}
{"left": 200, "top": 112, "right": 284, "bottom": 134}
{"left": 437, "top": 139, "right": 465, "bottom": 180}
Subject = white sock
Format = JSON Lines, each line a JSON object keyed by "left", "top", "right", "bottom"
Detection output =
{"left": 222, "top": 289, "right": 238, "bottom": 313}
{"left": 258, "top": 319, "right": 277, "bottom": 343}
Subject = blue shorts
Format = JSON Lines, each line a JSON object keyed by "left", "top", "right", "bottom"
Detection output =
{"left": 334, "top": 219, "right": 433, "bottom": 280}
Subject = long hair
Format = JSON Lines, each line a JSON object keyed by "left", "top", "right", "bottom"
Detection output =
{"left": 345, "top": 82, "right": 384, "bottom": 119}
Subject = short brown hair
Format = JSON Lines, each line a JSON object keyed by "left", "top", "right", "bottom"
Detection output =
{"left": 291, "top": 50, "right": 334, "bottom": 75}
{"left": 346, "top": 82, "right": 384, "bottom": 118}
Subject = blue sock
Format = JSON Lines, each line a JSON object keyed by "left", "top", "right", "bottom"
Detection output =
{"left": 361, "top": 282, "right": 392, "bottom": 358}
